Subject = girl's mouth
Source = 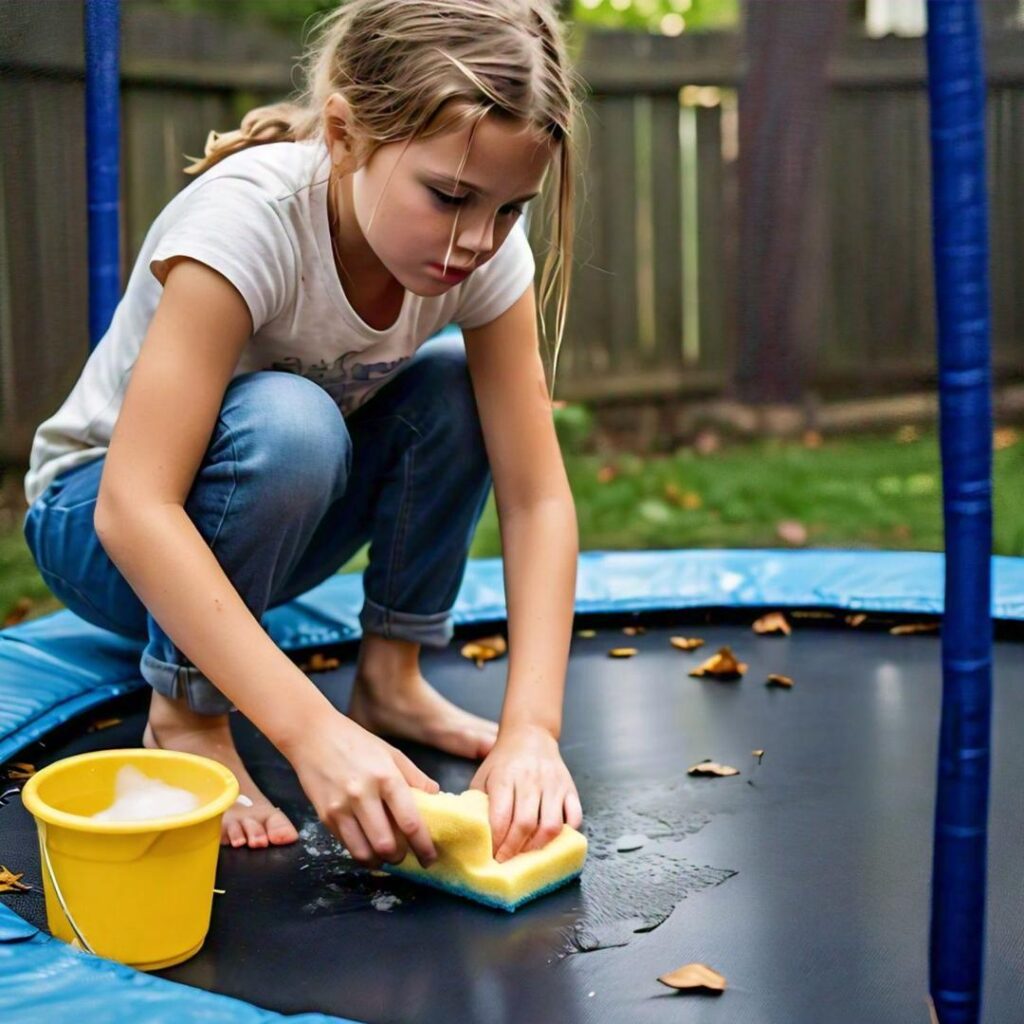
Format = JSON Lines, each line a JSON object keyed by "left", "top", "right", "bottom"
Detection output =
{"left": 429, "top": 262, "right": 472, "bottom": 284}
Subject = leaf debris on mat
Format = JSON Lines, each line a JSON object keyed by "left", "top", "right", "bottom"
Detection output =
{"left": 688, "top": 760, "right": 740, "bottom": 778}
{"left": 300, "top": 652, "right": 341, "bottom": 673}
{"left": 766, "top": 674, "right": 795, "bottom": 689}
{"left": 576, "top": 629, "right": 597, "bottom": 638}
{"left": 608, "top": 647, "right": 638, "bottom": 659}
{"left": 752, "top": 749, "right": 765, "bottom": 764}
{"left": 890, "top": 622, "right": 939, "bottom": 636}
{"left": 460, "top": 634, "right": 507, "bottom": 668}
{"left": 670, "top": 636, "right": 705, "bottom": 651}
{"left": 87, "top": 717, "right": 123, "bottom": 733}
{"left": 3, "top": 762, "right": 35, "bottom": 781}
{"left": 622, "top": 626, "right": 647, "bottom": 636}
{"left": 657, "top": 963, "right": 727, "bottom": 994}
{"left": 752, "top": 612, "right": 791, "bottom": 636}
{"left": 0, "top": 866, "right": 31, "bottom": 893}
{"left": 846, "top": 613, "right": 868, "bottom": 628}
{"left": 689, "top": 646, "right": 747, "bottom": 679}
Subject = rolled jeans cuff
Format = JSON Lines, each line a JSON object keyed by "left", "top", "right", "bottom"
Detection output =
{"left": 359, "top": 597, "right": 453, "bottom": 648}
{"left": 140, "top": 651, "right": 234, "bottom": 717}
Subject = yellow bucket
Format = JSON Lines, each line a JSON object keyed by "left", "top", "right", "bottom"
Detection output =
{"left": 21, "top": 748, "right": 239, "bottom": 970}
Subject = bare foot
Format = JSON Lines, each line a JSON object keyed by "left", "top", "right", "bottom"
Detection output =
{"left": 143, "top": 692, "right": 299, "bottom": 850}
{"left": 348, "top": 673, "right": 499, "bottom": 760}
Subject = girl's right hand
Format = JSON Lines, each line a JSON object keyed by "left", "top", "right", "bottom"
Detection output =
{"left": 285, "top": 713, "right": 439, "bottom": 869}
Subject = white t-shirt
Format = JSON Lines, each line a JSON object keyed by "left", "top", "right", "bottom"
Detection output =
{"left": 24, "top": 138, "right": 535, "bottom": 506}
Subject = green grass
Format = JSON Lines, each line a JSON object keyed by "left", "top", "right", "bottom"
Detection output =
{"left": 2, "top": 428, "right": 1022, "bottom": 626}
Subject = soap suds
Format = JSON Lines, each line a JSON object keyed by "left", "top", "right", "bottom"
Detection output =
{"left": 91, "top": 765, "right": 200, "bottom": 822}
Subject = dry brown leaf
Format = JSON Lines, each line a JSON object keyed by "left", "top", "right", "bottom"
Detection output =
{"left": 596, "top": 465, "right": 618, "bottom": 484}
{"left": 766, "top": 674, "right": 795, "bottom": 689}
{"left": 688, "top": 760, "right": 740, "bottom": 778}
{"left": 87, "top": 717, "right": 123, "bottom": 733}
{"left": 775, "top": 519, "right": 808, "bottom": 546}
{"left": 4, "top": 762, "right": 35, "bottom": 781}
{"left": 846, "top": 613, "right": 868, "bottom": 628}
{"left": 670, "top": 636, "right": 705, "bottom": 652}
{"left": 689, "top": 646, "right": 747, "bottom": 680}
{"left": 802, "top": 429, "right": 823, "bottom": 449}
{"left": 657, "top": 962, "right": 727, "bottom": 994}
{"left": 890, "top": 622, "right": 939, "bottom": 636}
{"left": 0, "top": 865, "right": 31, "bottom": 893}
{"left": 752, "top": 749, "right": 765, "bottom": 764}
{"left": 608, "top": 647, "right": 638, "bottom": 659}
{"left": 576, "top": 629, "right": 597, "bottom": 638}
{"left": 993, "top": 427, "right": 1019, "bottom": 451}
{"left": 460, "top": 635, "right": 508, "bottom": 669}
{"left": 622, "top": 626, "right": 646, "bottom": 636}
{"left": 302, "top": 652, "right": 341, "bottom": 673}
{"left": 896, "top": 424, "right": 921, "bottom": 445}
{"left": 2, "top": 597, "right": 33, "bottom": 628}
{"left": 752, "top": 612, "right": 791, "bottom": 636}
{"left": 664, "top": 483, "right": 703, "bottom": 510}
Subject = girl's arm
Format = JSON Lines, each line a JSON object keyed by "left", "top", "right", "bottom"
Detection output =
{"left": 463, "top": 284, "right": 584, "bottom": 860}
{"left": 95, "top": 259, "right": 437, "bottom": 868}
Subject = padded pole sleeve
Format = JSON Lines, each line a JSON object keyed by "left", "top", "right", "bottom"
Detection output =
{"left": 84, "top": 0, "right": 121, "bottom": 349}
{"left": 925, "top": 3, "right": 994, "bottom": 1022}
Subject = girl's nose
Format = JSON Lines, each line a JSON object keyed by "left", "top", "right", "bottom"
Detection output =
{"left": 456, "top": 214, "right": 495, "bottom": 257}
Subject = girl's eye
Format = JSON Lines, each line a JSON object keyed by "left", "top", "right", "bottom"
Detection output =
{"left": 429, "top": 187, "right": 467, "bottom": 207}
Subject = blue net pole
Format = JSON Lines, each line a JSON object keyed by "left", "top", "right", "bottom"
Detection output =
{"left": 83, "top": 0, "right": 121, "bottom": 350}
{"left": 925, "top": 2, "right": 994, "bottom": 1021}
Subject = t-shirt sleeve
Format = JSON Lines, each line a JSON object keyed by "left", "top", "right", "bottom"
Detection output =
{"left": 149, "top": 177, "right": 295, "bottom": 334}
{"left": 452, "top": 221, "right": 536, "bottom": 330}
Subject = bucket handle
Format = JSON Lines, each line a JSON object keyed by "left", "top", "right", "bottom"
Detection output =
{"left": 37, "top": 822, "right": 96, "bottom": 955}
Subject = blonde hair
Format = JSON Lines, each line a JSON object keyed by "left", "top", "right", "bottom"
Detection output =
{"left": 185, "top": 0, "right": 580, "bottom": 387}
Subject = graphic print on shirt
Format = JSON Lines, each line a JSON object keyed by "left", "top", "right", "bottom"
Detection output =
{"left": 267, "top": 352, "right": 411, "bottom": 414}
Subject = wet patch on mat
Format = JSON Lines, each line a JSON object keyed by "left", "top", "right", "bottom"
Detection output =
{"left": 293, "top": 777, "right": 736, "bottom": 954}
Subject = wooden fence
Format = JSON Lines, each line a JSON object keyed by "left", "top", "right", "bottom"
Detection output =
{"left": 2, "top": 3, "right": 1023, "bottom": 463}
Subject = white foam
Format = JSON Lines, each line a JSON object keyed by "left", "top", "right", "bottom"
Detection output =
{"left": 91, "top": 765, "right": 201, "bottom": 822}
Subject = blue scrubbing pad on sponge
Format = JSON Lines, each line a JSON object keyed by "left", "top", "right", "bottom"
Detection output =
{"left": 382, "top": 789, "right": 587, "bottom": 911}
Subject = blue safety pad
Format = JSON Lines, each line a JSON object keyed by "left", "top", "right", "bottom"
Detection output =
{"left": 2, "top": 550, "right": 1023, "bottom": 766}
{"left": 0, "top": 904, "right": 354, "bottom": 1024}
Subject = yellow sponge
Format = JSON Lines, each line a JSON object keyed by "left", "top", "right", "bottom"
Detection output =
{"left": 383, "top": 789, "right": 587, "bottom": 911}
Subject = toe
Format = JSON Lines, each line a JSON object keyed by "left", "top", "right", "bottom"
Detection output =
{"left": 242, "top": 817, "right": 269, "bottom": 848}
{"left": 267, "top": 809, "right": 299, "bottom": 845}
{"left": 226, "top": 820, "right": 247, "bottom": 848}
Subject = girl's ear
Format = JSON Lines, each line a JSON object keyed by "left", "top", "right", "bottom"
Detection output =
{"left": 324, "top": 92, "right": 364, "bottom": 172}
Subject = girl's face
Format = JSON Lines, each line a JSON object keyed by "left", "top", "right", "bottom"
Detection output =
{"left": 347, "top": 109, "right": 555, "bottom": 295}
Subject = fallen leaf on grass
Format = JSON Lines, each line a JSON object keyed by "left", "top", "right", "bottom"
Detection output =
{"left": 608, "top": 647, "right": 638, "bottom": 659}
{"left": 688, "top": 760, "right": 740, "bottom": 778}
{"left": 670, "top": 636, "right": 705, "bottom": 651}
{"left": 766, "top": 674, "right": 795, "bottom": 689}
{"left": 596, "top": 465, "right": 618, "bottom": 484}
{"left": 664, "top": 483, "right": 703, "bottom": 510}
{"left": 657, "top": 963, "right": 727, "bottom": 994}
{"left": 0, "top": 866, "right": 31, "bottom": 893}
{"left": 460, "top": 635, "right": 507, "bottom": 668}
{"left": 993, "top": 427, "right": 1019, "bottom": 451}
{"left": 802, "top": 429, "right": 823, "bottom": 449}
{"left": 775, "top": 519, "right": 808, "bottom": 546}
{"left": 4, "top": 762, "right": 35, "bottom": 781}
{"left": 689, "top": 647, "right": 747, "bottom": 679}
{"left": 890, "top": 622, "right": 939, "bottom": 636}
{"left": 896, "top": 424, "right": 921, "bottom": 445}
{"left": 3, "top": 598, "right": 33, "bottom": 628}
{"left": 752, "top": 612, "right": 791, "bottom": 636}
{"left": 87, "top": 717, "right": 123, "bottom": 733}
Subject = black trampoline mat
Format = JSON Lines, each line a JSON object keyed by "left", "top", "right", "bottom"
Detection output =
{"left": 3, "top": 618, "right": 1023, "bottom": 1024}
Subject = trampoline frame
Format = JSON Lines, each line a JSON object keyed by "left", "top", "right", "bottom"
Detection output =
{"left": 0, "top": 2, "right": 1005, "bottom": 1022}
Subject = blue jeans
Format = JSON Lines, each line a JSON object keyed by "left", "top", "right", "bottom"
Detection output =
{"left": 23, "top": 335, "right": 492, "bottom": 716}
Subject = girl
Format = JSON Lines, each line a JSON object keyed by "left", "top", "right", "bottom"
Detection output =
{"left": 23, "top": 0, "right": 584, "bottom": 870}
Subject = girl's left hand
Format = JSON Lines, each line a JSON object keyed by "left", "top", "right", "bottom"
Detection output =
{"left": 470, "top": 723, "right": 583, "bottom": 862}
